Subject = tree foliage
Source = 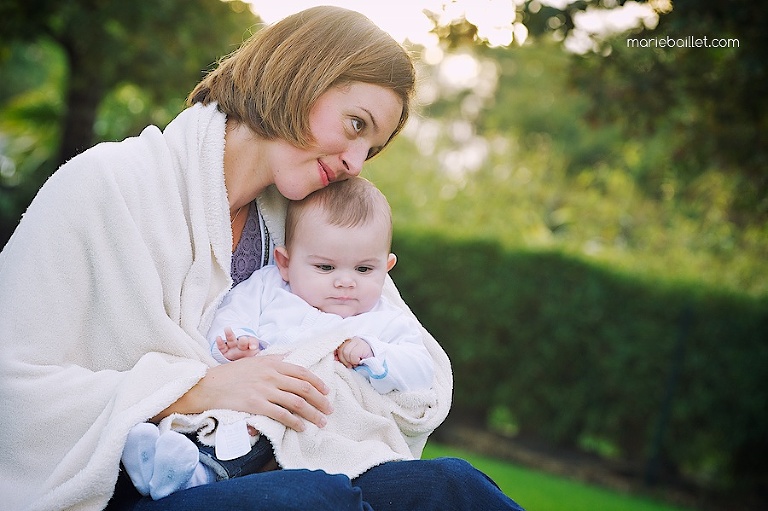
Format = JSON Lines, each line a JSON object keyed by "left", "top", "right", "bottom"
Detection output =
{"left": 391, "top": 231, "right": 768, "bottom": 501}
{"left": 0, "top": 0, "right": 258, "bottom": 242}
{"left": 426, "top": 0, "right": 766, "bottom": 217}
{"left": 367, "top": 41, "right": 768, "bottom": 297}
{"left": 569, "top": 0, "right": 768, "bottom": 217}
{"left": 0, "top": 0, "right": 258, "bottom": 165}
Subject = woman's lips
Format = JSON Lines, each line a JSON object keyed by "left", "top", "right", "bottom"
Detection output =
{"left": 318, "top": 160, "right": 336, "bottom": 186}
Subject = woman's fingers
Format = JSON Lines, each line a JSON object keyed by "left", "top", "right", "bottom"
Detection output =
{"left": 219, "top": 355, "right": 332, "bottom": 430}
{"left": 155, "top": 353, "right": 332, "bottom": 429}
{"left": 260, "top": 356, "right": 332, "bottom": 429}
{"left": 273, "top": 364, "right": 332, "bottom": 427}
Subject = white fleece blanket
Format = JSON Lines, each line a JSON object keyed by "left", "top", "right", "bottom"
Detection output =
{"left": 0, "top": 103, "right": 452, "bottom": 510}
{"left": 162, "top": 304, "right": 450, "bottom": 478}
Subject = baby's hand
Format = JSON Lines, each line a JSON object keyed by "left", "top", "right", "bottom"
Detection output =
{"left": 216, "top": 326, "right": 262, "bottom": 361}
{"left": 335, "top": 336, "right": 373, "bottom": 368}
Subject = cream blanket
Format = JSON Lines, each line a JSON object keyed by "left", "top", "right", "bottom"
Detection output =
{"left": 163, "top": 309, "right": 449, "bottom": 478}
{"left": 0, "top": 103, "right": 452, "bottom": 510}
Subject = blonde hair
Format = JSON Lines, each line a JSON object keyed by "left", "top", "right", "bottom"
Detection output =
{"left": 285, "top": 177, "right": 393, "bottom": 249}
{"left": 188, "top": 6, "right": 415, "bottom": 155}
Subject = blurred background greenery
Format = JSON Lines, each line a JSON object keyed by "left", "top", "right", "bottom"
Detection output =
{"left": 1, "top": 1, "right": 766, "bottom": 509}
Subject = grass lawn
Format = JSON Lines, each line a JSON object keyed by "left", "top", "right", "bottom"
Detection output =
{"left": 422, "top": 442, "right": 697, "bottom": 511}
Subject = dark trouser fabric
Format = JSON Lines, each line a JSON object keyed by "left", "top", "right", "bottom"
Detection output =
{"left": 106, "top": 457, "right": 526, "bottom": 511}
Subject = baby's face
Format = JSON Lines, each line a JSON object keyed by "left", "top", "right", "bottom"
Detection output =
{"left": 277, "top": 213, "right": 396, "bottom": 318}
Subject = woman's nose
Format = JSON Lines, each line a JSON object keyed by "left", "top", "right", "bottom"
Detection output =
{"left": 341, "top": 143, "right": 368, "bottom": 177}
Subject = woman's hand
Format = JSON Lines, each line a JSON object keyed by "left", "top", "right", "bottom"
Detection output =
{"left": 153, "top": 355, "right": 332, "bottom": 432}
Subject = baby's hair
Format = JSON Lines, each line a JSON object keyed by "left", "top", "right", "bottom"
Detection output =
{"left": 284, "top": 177, "right": 393, "bottom": 249}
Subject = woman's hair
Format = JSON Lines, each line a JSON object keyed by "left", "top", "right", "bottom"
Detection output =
{"left": 284, "top": 177, "right": 393, "bottom": 249}
{"left": 188, "top": 6, "right": 415, "bottom": 155}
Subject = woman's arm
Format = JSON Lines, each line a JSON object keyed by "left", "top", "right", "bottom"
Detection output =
{"left": 152, "top": 354, "right": 333, "bottom": 432}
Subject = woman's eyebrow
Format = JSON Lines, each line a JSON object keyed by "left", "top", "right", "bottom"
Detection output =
{"left": 360, "top": 107, "right": 379, "bottom": 132}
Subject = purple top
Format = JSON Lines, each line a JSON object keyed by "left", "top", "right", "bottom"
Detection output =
{"left": 231, "top": 202, "right": 270, "bottom": 286}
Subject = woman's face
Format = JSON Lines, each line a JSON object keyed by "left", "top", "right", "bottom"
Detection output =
{"left": 267, "top": 82, "right": 403, "bottom": 200}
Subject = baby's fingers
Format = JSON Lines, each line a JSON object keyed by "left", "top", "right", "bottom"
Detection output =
{"left": 224, "top": 326, "right": 238, "bottom": 343}
{"left": 236, "top": 335, "right": 260, "bottom": 352}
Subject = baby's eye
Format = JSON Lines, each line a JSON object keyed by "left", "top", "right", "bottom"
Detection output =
{"left": 356, "top": 266, "right": 373, "bottom": 274}
{"left": 316, "top": 264, "right": 334, "bottom": 272}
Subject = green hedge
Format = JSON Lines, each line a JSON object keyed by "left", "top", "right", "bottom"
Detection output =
{"left": 391, "top": 231, "right": 768, "bottom": 492}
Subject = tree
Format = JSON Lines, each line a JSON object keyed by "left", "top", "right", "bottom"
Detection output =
{"left": 564, "top": 0, "right": 768, "bottom": 216}
{"left": 0, "top": 0, "right": 258, "bottom": 244}
{"left": 425, "top": 0, "right": 767, "bottom": 216}
{"left": 0, "top": 0, "right": 258, "bottom": 166}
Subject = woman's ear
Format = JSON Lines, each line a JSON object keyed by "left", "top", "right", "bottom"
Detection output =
{"left": 386, "top": 253, "right": 397, "bottom": 272}
{"left": 274, "top": 246, "right": 291, "bottom": 282}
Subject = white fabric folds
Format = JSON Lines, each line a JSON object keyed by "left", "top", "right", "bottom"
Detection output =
{"left": 0, "top": 102, "right": 452, "bottom": 511}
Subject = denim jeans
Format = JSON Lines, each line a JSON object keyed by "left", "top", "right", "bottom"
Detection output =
{"left": 107, "top": 457, "right": 526, "bottom": 511}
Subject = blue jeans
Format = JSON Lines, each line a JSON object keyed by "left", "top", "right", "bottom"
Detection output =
{"left": 107, "top": 457, "right": 525, "bottom": 510}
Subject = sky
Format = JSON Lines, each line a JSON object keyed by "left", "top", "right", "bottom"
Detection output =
{"left": 244, "top": 0, "right": 659, "bottom": 51}
{"left": 241, "top": 0, "right": 660, "bottom": 136}
{"left": 246, "top": 0, "right": 526, "bottom": 48}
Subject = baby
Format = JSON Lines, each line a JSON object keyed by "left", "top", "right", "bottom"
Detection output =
{"left": 122, "top": 177, "right": 434, "bottom": 500}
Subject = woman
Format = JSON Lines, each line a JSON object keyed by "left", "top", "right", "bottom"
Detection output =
{"left": 0, "top": 6, "right": 525, "bottom": 510}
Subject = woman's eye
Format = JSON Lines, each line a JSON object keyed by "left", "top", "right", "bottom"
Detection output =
{"left": 351, "top": 118, "right": 364, "bottom": 133}
{"left": 366, "top": 147, "right": 381, "bottom": 160}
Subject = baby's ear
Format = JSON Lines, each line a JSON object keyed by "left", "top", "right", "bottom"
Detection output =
{"left": 386, "top": 253, "right": 397, "bottom": 272}
{"left": 274, "top": 246, "right": 291, "bottom": 282}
